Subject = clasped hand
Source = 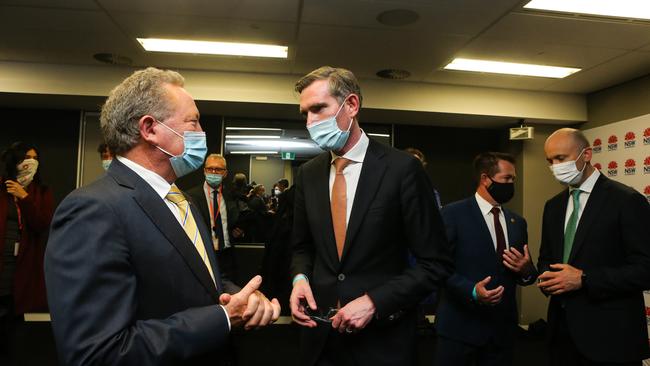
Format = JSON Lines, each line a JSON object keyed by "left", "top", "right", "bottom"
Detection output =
{"left": 219, "top": 275, "right": 281, "bottom": 330}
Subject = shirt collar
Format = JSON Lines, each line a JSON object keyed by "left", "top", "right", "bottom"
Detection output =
{"left": 573, "top": 168, "right": 600, "bottom": 194}
{"left": 475, "top": 192, "right": 499, "bottom": 216}
{"left": 330, "top": 130, "right": 369, "bottom": 164}
{"left": 116, "top": 155, "right": 171, "bottom": 200}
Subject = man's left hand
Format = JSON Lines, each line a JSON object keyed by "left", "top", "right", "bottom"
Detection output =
{"left": 536, "top": 263, "right": 583, "bottom": 295}
{"left": 330, "top": 294, "right": 375, "bottom": 334}
{"left": 502, "top": 245, "right": 534, "bottom": 274}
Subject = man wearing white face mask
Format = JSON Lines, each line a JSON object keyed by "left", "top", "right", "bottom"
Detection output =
{"left": 290, "top": 66, "right": 453, "bottom": 366}
{"left": 538, "top": 128, "right": 650, "bottom": 366}
{"left": 45, "top": 67, "right": 280, "bottom": 366}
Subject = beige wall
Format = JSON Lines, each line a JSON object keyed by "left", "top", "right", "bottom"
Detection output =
{"left": 587, "top": 74, "right": 650, "bottom": 129}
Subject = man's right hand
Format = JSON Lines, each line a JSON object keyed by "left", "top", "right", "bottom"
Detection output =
{"left": 220, "top": 275, "right": 281, "bottom": 329}
{"left": 474, "top": 276, "right": 504, "bottom": 305}
{"left": 289, "top": 278, "right": 317, "bottom": 328}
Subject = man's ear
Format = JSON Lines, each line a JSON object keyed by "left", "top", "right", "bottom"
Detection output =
{"left": 582, "top": 147, "right": 593, "bottom": 163}
{"left": 139, "top": 115, "right": 157, "bottom": 144}
{"left": 345, "top": 94, "right": 361, "bottom": 120}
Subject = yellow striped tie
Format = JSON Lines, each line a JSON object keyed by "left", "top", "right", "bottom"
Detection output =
{"left": 166, "top": 184, "right": 216, "bottom": 285}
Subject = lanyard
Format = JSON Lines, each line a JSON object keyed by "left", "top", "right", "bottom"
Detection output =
{"left": 13, "top": 197, "right": 23, "bottom": 231}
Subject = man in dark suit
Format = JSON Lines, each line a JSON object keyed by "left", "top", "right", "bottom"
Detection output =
{"left": 537, "top": 128, "right": 650, "bottom": 366}
{"left": 44, "top": 67, "right": 280, "bottom": 366}
{"left": 186, "top": 153, "right": 243, "bottom": 293}
{"left": 289, "top": 66, "right": 453, "bottom": 366}
{"left": 434, "top": 152, "right": 537, "bottom": 366}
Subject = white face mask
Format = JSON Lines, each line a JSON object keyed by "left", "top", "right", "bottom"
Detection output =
{"left": 549, "top": 148, "right": 586, "bottom": 186}
{"left": 16, "top": 158, "right": 39, "bottom": 187}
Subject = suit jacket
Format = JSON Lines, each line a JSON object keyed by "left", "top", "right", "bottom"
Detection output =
{"left": 0, "top": 180, "right": 53, "bottom": 313}
{"left": 538, "top": 174, "right": 650, "bottom": 363}
{"left": 435, "top": 197, "right": 534, "bottom": 347}
{"left": 45, "top": 158, "right": 230, "bottom": 366}
{"left": 291, "top": 139, "right": 453, "bottom": 366}
{"left": 186, "top": 183, "right": 241, "bottom": 294}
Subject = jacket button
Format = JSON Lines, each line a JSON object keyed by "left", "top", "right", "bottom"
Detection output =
{"left": 337, "top": 273, "right": 345, "bottom": 281}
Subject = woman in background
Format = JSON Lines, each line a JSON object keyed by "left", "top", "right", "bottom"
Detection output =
{"left": 0, "top": 142, "right": 53, "bottom": 359}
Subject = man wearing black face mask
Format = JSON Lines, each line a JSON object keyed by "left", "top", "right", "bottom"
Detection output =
{"left": 434, "top": 152, "right": 537, "bottom": 366}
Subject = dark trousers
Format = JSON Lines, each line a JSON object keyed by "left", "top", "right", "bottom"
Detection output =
{"left": 434, "top": 335, "right": 513, "bottom": 366}
{"left": 549, "top": 308, "right": 641, "bottom": 366}
{"left": 0, "top": 295, "right": 18, "bottom": 365}
{"left": 315, "top": 329, "right": 358, "bottom": 366}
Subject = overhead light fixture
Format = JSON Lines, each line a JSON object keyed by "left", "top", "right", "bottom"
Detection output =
{"left": 226, "top": 127, "right": 283, "bottom": 131}
{"left": 136, "top": 38, "right": 288, "bottom": 58}
{"left": 225, "top": 135, "right": 281, "bottom": 139}
{"left": 367, "top": 133, "right": 390, "bottom": 138}
{"left": 444, "top": 58, "right": 580, "bottom": 78}
{"left": 524, "top": 0, "right": 650, "bottom": 20}
{"left": 230, "top": 151, "right": 278, "bottom": 155}
{"left": 225, "top": 140, "right": 314, "bottom": 149}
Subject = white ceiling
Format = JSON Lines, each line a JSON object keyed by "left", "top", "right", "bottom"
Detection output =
{"left": 1, "top": 0, "right": 649, "bottom": 95}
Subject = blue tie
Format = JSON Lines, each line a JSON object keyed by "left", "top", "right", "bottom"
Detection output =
{"left": 563, "top": 189, "right": 582, "bottom": 263}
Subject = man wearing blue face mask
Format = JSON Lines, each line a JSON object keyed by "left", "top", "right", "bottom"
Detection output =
{"left": 289, "top": 66, "right": 453, "bottom": 366}
{"left": 187, "top": 153, "right": 244, "bottom": 294}
{"left": 538, "top": 128, "right": 650, "bottom": 366}
{"left": 45, "top": 67, "right": 280, "bottom": 366}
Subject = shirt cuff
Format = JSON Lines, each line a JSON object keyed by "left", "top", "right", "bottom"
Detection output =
{"left": 471, "top": 286, "right": 478, "bottom": 301}
{"left": 218, "top": 305, "right": 231, "bottom": 331}
{"left": 292, "top": 274, "right": 308, "bottom": 286}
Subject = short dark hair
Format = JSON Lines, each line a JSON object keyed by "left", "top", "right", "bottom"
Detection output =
{"left": 277, "top": 179, "right": 289, "bottom": 189}
{"left": 294, "top": 66, "right": 363, "bottom": 108}
{"left": 473, "top": 152, "right": 516, "bottom": 183}
{"left": 1, "top": 141, "right": 42, "bottom": 184}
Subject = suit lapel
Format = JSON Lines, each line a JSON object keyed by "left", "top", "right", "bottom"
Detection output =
{"left": 568, "top": 175, "right": 607, "bottom": 263}
{"left": 110, "top": 160, "right": 219, "bottom": 301}
{"left": 190, "top": 200, "right": 224, "bottom": 296}
{"left": 341, "top": 140, "right": 387, "bottom": 261}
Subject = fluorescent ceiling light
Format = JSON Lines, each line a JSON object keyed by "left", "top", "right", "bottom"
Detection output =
{"left": 524, "top": 0, "right": 650, "bottom": 20}
{"left": 226, "top": 127, "right": 283, "bottom": 131}
{"left": 230, "top": 151, "right": 278, "bottom": 155}
{"left": 137, "top": 38, "right": 288, "bottom": 58}
{"left": 444, "top": 58, "right": 580, "bottom": 78}
{"left": 367, "top": 133, "right": 390, "bottom": 138}
{"left": 225, "top": 140, "right": 314, "bottom": 149}
{"left": 225, "top": 135, "right": 281, "bottom": 139}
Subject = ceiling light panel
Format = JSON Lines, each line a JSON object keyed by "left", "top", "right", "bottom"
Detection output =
{"left": 444, "top": 58, "right": 581, "bottom": 78}
{"left": 524, "top": 0, "right": 650, "bottom": 20}
{"left": 137, "top": 38, "right": 288, "bottom": 58}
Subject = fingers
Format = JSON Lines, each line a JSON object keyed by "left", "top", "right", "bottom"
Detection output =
{"left": 477, "top": 276, "right": 491, "bottom": 289}
{"left": 238, "top": 275, "right": 263, "bottom": 298}
{"left": 242, "top": 291, "right": 260, "bottom": 321}
{"left": 523, "top": 245, "right": 530, "bottom": 260}
{"left": 549, "top": 263, "right": 565, "bottom": 270}
{"left": 289, "top": 287, "right": 317, "bottom": 327}
{"left": 219, "top": 293, "right": 231, "bottom": 305}
{"left": 271, "top": 298, "right": 281, "bottom": 321}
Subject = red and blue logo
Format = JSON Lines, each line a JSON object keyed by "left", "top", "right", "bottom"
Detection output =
{"left": 624, "top": 131, "right": 636, "bottom": 148}
{"left": 644, "top": 128, "right": 650, "bottom": 145}
{"left": 593, "top": 138, "right": 602, "bottom": 153}
{"left": 624, "top": 159, "right": 636, "bottom": 175}
{"left": 608, "top": 135, "right": 618, "bottom": 151}
{"left": 607, "top": 161, "right": 618, "bottom": 177}
{"left": 644, "top": 156, "right": 650, "bottom": 175}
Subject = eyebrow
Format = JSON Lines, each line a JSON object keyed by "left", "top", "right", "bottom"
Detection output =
{"left": 299, "top": 102, "right": 327, "bottom": 115}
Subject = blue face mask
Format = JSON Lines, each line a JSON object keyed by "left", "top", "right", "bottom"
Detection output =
{"left": 205, "top": 173, "right": 223, "bottom": 188}
{"left": 307, "top": 98, "right": 353, "bottom": 151}
{"left": 101, "top": 159, "right": 112, "bottom": 171}
{"left": 155, "top": 120, "right": 207, "bottom": 178}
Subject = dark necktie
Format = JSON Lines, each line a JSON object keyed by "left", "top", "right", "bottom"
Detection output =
{"left": 213, "top": 190, "right": 225, "bottom": 251}
{"left": 490, "top": 206, "right": 506, "bottom": 261}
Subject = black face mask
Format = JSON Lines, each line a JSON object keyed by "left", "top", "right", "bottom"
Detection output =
{"left": 487, "top": 177, "right": 514, "bottom": 204}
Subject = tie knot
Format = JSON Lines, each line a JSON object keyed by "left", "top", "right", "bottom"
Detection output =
{"left": 166, "top": 184, "right": 187, "bottom": 204}
{"left": 571, "top": 188, "right": 581, "bottom": 199}
{"left": 490, "top": 206, "right": 501, "bottom": 216}
{"left": 333, "top": 157, "right": 351, "bottom": 174}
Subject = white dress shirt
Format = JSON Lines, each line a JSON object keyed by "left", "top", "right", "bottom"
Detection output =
{"left": 475, "top": 192, "right": 510, "bottom": 250}
{"left": 203, "top": 182, "right": 230, "bottom": 250}
{"left": 328, "top": 132, "right": 370, "bottom": 226}
{"left": 564, "top": 169, "right": 600, "bottom": 231}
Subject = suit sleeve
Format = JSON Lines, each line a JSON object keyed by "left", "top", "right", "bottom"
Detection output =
{"left": 584, "top": 191, "right": 650, "bottom": 299}
{"left": 440, "top": 206, "right": 476, "bottom": 302}
{"left": 289, "top": 166, "right": 315, "bottom": 279}
{"left": 366, "top": 157, "right": 454, "bottom": 318}
{"left": 45, "top": 192, "right": 230, "bottom": 366}
{"left": 537, "top": 200, "right": 554, "bottom": 276}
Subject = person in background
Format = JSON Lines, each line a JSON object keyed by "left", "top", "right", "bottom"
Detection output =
{"left": 186, "top": 153, "right": 243, "bottom": 294}
{"left": 44, "top": 67, "right": 279, "bottom": 366}
{"left": 290, "top": 66, "right": 453, "bottom": 366}
{"left": 538, "top": 128, "right": 650, "bottom": 366}
{"left": 247, "top": 184, "right": 273, "bottom": 243}
{"left": 404, "top": 147, "right": 442, "bottom": 208}
{"left": 97, "top": 143, "right": 114, "bottom": 171}
{"left": 0, "top": 142, "right": 53, "bottom": 362}
{"left": 434, "top": 152, "right": 536, "bottom": 366}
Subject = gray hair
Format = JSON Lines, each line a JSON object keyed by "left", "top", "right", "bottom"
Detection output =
{"left": 295, "top": 66, "right": 363, "bottom": 107}
{"left": 100, "top": 67, "right": 185, "bottom": 155}
{"left": 205, "top": 153, "right": 226, "bottom": 167}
